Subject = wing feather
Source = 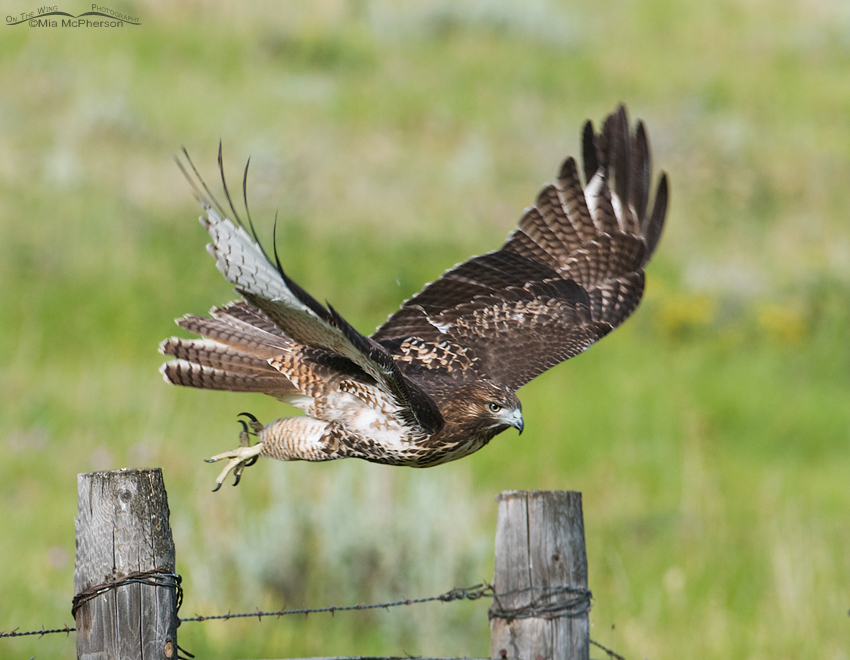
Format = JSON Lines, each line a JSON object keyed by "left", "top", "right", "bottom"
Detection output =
{"left": 557, "top": 157, "right": 597, "bottom": 243}
{"left": 374, "top": 104, "right": 667, "bottom": 391}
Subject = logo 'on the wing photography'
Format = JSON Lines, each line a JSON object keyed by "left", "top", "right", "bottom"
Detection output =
{"left": 6, "top": 4, "right": 140, "bottom": 27}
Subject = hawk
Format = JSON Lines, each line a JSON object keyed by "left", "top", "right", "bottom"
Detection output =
{"left": 160, "top": 105, "right": 667, "bottom": 490}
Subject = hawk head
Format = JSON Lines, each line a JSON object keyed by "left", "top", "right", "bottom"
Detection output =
{"left": 441, "top": 380, "right": 524, "bottom": 436}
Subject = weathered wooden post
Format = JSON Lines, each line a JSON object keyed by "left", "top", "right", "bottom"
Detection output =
{"left": 74, "top": 468, "right": 179, "bottom": 660}
{"left": 489, "top": 490, "right": 590, "bottom": 660}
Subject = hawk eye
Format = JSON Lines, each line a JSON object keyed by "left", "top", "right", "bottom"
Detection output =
{"left": 488, "top": 402, "right": 503, "bottom": 413}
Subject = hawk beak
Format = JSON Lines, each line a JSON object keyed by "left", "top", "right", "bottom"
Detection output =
{"left": 510, "top": 410, "right": 524, "bottom": 435}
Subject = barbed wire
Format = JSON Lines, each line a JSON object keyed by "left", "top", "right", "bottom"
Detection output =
{"left": 71, "top": 568, "right": 183, "bottom": 619}
{"left": 488, "top": 584, "right": 591, "bottom": 621}
{"left": 1, "top": 582, "right": 491, "bottom": 639}
{"left": 590, "top": 637, "right": 628, "bottom": 660}
{"left": 1, "top": 577, "right": 625, "bottom": 659}
{"left": 0, "top": 624, "right": 75, "bottom": 639}
{"left": 179, "top": 583, "right": 496, "bottom": 623}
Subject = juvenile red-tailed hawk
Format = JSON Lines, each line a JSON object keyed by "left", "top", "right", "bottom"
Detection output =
{"left": 160, "top": 105, "right": 667, "bottom": 490}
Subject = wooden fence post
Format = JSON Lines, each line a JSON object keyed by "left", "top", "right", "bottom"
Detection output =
{"left": 74, "top": 468, "right": 178, "bottom": 660}
{"left": 489, "top": 490, "right": 589, "bottom": 660}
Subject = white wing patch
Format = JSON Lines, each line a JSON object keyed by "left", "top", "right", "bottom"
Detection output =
{"left": 427, "top": 316, "right": 453, "bottom": 334}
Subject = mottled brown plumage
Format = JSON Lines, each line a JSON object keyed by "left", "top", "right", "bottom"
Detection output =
{"left": 160, "top": 105, "right": 668, "bottom": 489}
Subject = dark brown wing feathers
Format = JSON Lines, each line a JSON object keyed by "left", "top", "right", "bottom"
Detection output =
{"left": 373, "top": 104, "right": 666, "bottom": 391}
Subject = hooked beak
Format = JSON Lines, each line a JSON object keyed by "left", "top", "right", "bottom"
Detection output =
{"left": 509, "top": 409, "right": 524, "bottom": 435}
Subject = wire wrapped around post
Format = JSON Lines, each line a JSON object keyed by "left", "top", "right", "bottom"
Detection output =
{"left": 488, "top": 584, "right": 592, "bottom": 622}
{"left": 71, "top": 568, "right": 183, "bottom": 619}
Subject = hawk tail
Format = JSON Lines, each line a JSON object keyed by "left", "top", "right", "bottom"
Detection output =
{"left": 159, "top": 302, "right": 298, "bottom": 396}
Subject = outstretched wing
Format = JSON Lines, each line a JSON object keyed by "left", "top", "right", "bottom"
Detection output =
{"left": 372, "top": 105, "right": 668, "bottom": 391}
{"left": 178, "top": 148, "right": 442, "bottom": 433}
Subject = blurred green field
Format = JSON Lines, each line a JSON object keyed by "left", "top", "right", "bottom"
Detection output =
{"left": 1, "top": 1, "right": 849, "bottom": 658}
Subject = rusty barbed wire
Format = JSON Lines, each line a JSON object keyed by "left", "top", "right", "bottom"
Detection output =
{"left": 71, "top": 568, "right": 183, "bottom": 618}
{"left": 178, "top": 582, "right": 495, "bottom": 623}
{"left": 2, "top": 579, "right": 626, "bottom": 659}
{"left": 0, "top": 582, "right": 492, "bottom": 638}
{"left": 488, "top": 584, "right": 591, "bottom": 621}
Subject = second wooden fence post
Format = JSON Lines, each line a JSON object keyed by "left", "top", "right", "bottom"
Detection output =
{"left": 489, "top": 490, "right": 590, "bottom": 660}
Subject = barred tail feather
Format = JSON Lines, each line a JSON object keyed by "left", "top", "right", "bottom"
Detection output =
{"left": 159, "top": 336, "right": 279, "bottom": 375}
{"left": 160, "top": 359, "right": 297, "bottom": 395}
{"left": 159, "top": 301, "right": 298, "bottom": 395}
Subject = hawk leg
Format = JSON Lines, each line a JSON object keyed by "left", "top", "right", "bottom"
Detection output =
{"left": 205, "top": 414, "right": 349, "bottom": 490}
{"left": 206, "top": 413, "right": 265, "bottom": 491}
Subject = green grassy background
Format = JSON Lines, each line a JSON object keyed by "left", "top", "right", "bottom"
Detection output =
{"left": 2, "top": 0, "right": 849, "bottom": 658}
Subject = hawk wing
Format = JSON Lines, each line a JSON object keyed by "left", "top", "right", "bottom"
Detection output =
{"left": 372, "top": 105, "right": 668, "bottom": 391}
{"left": 177, "top": 148, "right": 443, "bottom": 433}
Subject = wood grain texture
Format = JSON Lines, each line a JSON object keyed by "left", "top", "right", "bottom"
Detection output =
{"left": 74, "top": 468, "right": 177, "bottom": 660}
{"left": 489, "top": 490, "right": 589, "bottom": 660}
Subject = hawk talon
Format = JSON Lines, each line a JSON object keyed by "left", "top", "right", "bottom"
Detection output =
{"left": 231, "top": 454, "right": 258, "bottom": 486}
{"left": 206, "top": 442, "right": 264, "bottom": 492}
{"left": 238, "top": 412, "right": 264, "bottom": 433}
{"left": 237, "top": 420, "right": 252, "bottom": 447}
